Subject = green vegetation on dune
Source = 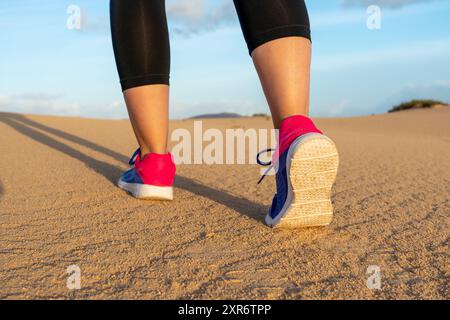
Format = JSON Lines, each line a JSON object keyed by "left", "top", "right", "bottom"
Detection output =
{"left": 388, "top": 99, "right": 449, "bottom": 113}
{"left": 189, "top": 112, "right": 242, "bottom": 119}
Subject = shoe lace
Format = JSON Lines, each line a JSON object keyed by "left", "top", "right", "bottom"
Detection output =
{"left": 256, "top": 148, "right": 275, "bottom": 184}
{"left": 129, "top": 148, "right": 140, "bottom": 166}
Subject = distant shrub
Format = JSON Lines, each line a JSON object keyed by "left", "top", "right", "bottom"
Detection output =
{"left": 388, "top": 99, "right": 448, "bottom": 113}
{"left": 189, "top": 112, "right": 242, "bottom": 119}
{"left": 252, "top": 113, "right": 271, "bottom": 120}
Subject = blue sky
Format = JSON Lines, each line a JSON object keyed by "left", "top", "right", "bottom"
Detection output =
{"left": 1, "top": 0, "right": 449, "bottom": 119}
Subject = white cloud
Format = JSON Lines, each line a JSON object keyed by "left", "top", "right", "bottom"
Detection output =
{"left": 326, "top": 99, "right": 351, "bottom": 117}
{"left": 0, "top": 93, "right": 81, "bottom": 116}
{"left": 168, "top": 0, "right": 206, "bottom": 23}
{"left": 170, "top": 98, "right": 261, "bottom": 119}
{"left": 380, "top": 81, "right": 450, "bottom": 110}
{"left": 310, "top": 10, "right": 364, "bottom": 29}
{"left": 0, "top": 94, "right": 128, "bottom": 119}
{"left": 312, "top": 40, "right": 450, "bottom": 71}
{"left": 73, "top": 0, "right": 237, "bottom": 36}
{"left": 313, "top": 0, "right": 449, "bottom": 29}
{"left": 167, "top": 0, "right": 236, "bottom": 35}
{"left": 341, "top": 0, "right": 445, "bottom": 9}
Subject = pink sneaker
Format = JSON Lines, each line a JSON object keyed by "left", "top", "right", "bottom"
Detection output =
{"left": 257, "top": 115, "right": 339, "bottom": 228}
{"left": 118, "top": 148, "right": 176, "bottom": 200}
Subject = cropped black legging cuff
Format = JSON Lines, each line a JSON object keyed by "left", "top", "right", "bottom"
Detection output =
{"left": 110, "top": 0, "right": 311, "bottom": 91}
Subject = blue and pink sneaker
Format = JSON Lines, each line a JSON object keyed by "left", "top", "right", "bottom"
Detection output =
{"left": 258, "top": 115, "right": 339, "bottom": 228}
{"left": 118, "top": 149, "right": 175, "bottom": 200}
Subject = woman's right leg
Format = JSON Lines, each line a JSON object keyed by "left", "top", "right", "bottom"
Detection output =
{"left": 234, "top": 0, "right": 339, "bottom": 228}
{"left": 110, "top": 0, "right": 175, "bottom": 199}
{"left": 123, "top": 85, "right": 169, "bottom": 155}
{"left": 110, "top": 0, "right": 170, "bottom": 156}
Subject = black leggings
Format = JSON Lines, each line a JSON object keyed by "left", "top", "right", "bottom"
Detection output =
{"left": 110, "top": 0, "right": 310, "bottom": 91}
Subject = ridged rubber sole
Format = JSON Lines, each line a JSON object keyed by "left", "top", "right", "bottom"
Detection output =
{"left": 265, "top": 133, "right": 339, "bottom": 228}
{"left": 117, "top": 179, "right": 173, "bottom": 200}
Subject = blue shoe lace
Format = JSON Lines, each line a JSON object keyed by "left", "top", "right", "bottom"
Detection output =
{"left": 128, "top": 148, "right": 141, "bottom": 166}
{"left": 256, "top": 148, "right": 275, "bottom": 184}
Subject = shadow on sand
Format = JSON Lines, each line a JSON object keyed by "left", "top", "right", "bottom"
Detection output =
{"left": 0, "top": 112, "right": 265, "bottom": 223}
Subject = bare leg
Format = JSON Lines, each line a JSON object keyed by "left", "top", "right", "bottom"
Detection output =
{"left": 251, "top": 37, "right": 311, "bottom": 129}
{"left": 110, "top": 0, "right": 170, "bottom": 157}
{"left": 123, "top": 85, "right": 169, "bottom": 156}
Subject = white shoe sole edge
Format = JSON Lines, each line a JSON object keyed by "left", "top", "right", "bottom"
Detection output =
{"left": 265, "top": 133, "right": 339, "bottom": 229}
{"left": 118, "top": 178, "right": 173, "bottom": 200}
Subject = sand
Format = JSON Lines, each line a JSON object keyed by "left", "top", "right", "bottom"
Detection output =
{"left": 0, "top": 108, "right": 449, "bottom": 299}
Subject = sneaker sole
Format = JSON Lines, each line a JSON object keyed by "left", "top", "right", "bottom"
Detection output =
{"left": 117, "top": 179, "right": 173, "bottom": 200}
{"left": 265, "top": 133, "right": 339, "bottom": 228}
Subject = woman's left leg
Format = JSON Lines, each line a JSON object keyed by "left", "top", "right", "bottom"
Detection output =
{"left": 110, "top": 0, "right": 175, "bottom": 200}
{"left": 110, "top": 0, "right": 171, "bottom": 156}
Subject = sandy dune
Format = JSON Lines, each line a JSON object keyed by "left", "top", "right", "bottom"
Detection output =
{"left": 0, "top": 108, "right": 449, "bottom": 299}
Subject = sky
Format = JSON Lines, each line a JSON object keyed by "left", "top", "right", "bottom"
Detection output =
{"left": 0, "top": 0, "right": 449, "bottom": 119}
